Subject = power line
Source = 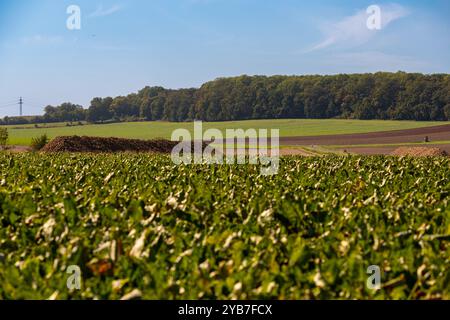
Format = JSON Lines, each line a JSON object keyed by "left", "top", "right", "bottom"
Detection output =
{"left": 0, "top": 103, "right": 17, "bottom": 109}
{"left": 0, "top": 98, "right": 45, "bottom": 116}
{"left": 0, "top": 99, "right": 17, "bottom": 105}
{"left": 0, "top": 98, "right": 23, "bottom": 115}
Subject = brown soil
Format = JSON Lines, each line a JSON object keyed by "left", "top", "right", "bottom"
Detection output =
{"left": 279, "top": 124, "right": 450, "bottom": 146}
{"left": 41, "top": 136, "right": 181, "bottom": 153}
{"left": 335, "top": 146, "right": 400, "bottom": 156}
{"left": 390, "top": 147, "right": 448, "bottom": 157}
{"left": 279, "top": 148, "right": 316, "bottom": 156}
{"left": 331, "top": 144, "right": 450, "bottom": 156}
{"left": 2, "top": 145, "right": 33, "bottom": 153}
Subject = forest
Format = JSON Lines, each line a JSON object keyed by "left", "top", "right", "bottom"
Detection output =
{"left": 2, "top": 72, "right": 450, "bottom": 125}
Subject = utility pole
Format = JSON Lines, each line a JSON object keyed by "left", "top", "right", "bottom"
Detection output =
{"left": 19, "top": 97, "right": 23, "bottom": 116}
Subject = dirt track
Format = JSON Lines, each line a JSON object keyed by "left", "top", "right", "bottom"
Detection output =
{"left": 335, "top": 144, "right": 450, "bottom": 156}
{"left": 279, "top": 123, "right": 450, "bottom": 146}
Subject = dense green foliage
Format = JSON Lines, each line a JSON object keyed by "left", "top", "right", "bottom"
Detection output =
{"left": 30, "top": 134, "right": 49, "bottom": 151}
{"left": 0, "top": 128, "right": 8, "bottom": 147}
{"left": 2, "top": 72, "right": 449, "bottom": 125}
{"left": 0, "top": 154, "right": 448, "bottom": 300}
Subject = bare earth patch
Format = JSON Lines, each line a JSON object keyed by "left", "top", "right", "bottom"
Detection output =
{"left": 41, "top": 136, "right": 180, "bottom": 153}
{"left": 280, "top": 123, "right": 450, "bottom": 146}
{"left": 391, "top": 147, "right": 448, "bottom": 157}
{"left": 2, "top": 145, "right": 33, "bottom": 153}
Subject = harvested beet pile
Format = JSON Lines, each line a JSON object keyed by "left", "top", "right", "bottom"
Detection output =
{"left": 41, "top": 136, "right": 180, "bottom": 153}
{"left": 391, "top": 147, "right": 448, "bottom": 157}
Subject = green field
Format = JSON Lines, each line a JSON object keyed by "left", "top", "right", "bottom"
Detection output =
{"left": 0, "top": 153, "right": 448, "bottom": 299}
{"left": 2, "top": 119, "right": 447, "bottom": 146}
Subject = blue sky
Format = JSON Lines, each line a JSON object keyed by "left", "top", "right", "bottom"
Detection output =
{"left": 0, "top": 0, "right": 449, "bottom": 116}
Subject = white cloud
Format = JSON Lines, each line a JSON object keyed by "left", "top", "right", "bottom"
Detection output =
{"left": 326, "top": 51, "right": 429, "bottom": 71}
{"left": 89, "top": 4, "right": 123, "bottom": 18}
{"left": 308, "top": 4, "right": 409, "bottom": 52}
{"left": 21, "top": 35, "right": 63, "bottom": 45}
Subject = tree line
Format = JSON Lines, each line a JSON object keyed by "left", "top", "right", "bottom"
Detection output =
{"left": 2, "top": 72, "right": 449, "bottom": 125}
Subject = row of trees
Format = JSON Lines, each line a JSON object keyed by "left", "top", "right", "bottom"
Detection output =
{"left": 0, "top": 103, "right": 85, "bottom": 125}
{"left": 2, "top": 72, "right": 449, "bottom": 125}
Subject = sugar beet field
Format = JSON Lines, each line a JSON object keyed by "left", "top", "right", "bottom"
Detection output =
{"left": 0, "top": 154, "right": 449, "bottom": 299}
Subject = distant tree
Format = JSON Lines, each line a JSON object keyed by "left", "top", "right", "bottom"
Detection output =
{"left": 110, "top": 97, "right": 131, "bottom": 119}
{"left": 150, "top": 95, "right": 166, "bottom": 120}
{"left": 139, "top": 86, "right": 166, "bottom": 120}
{"left": 87, "top": 97, "right": 112, "bottom": 122}
{"left": 140, "top": 97, "right": 152, "bottom": 120}
{"left": 444, "top": 104, "right": 450, "bottom": 121}
{"left": 43, "top": 103, "right": 85, "bottom": 122}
